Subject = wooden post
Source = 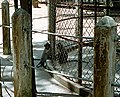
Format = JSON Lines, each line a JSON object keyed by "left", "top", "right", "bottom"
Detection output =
{"left": 14, "top": 0, "right": 18, "bottom": 10}
{"left": 20, "top": 0, "right": 32, "bottom": 16}
{"left": 48, "top": 0, "right": 56, "bottom": 60}
{"left": 32, "top": 0, "right": 38, "bottom": 8}
{"left": 93, "top": 16, "right": 117, "bottom": 97}
{"left": 2, "top": 0, "right": 11, "bottom": 55}
{"left": 20, "top": 1, "right": 37, "bottom": 96}
{"left": 12, "top": 8, "right": 33, "bottom": 97}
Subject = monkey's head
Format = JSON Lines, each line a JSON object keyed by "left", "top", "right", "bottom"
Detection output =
{"left": 44, "top": 42, "right": 50, "bottom": 49}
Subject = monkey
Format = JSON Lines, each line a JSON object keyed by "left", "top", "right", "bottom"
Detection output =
{"left": 56, "top": 42, "right": 68, "bottom": 64}
{"left": 36, "top": 42, "right": 51, "bottom": 68}
{"left": 36, "top": 42, "right": 68, "bottom": 68}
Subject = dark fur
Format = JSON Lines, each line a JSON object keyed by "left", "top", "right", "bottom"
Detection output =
{"left": 37, "top": 42, "right": 51, "bottom": 68}
{"left": 56, "top": 43, "right": 68, "bottom": 64}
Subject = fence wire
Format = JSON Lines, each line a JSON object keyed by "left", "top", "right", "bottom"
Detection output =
{"left": 47, "top": 0, "right": 120, "bottom": 96}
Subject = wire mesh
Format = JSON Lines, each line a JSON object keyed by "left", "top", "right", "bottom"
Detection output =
{"left": 110, "top": 0, "right": 120, "bottom": 95}
{"left": 48, "top": 0, "right": 120, "bottom": 96}
{"left": 55, "top": 1, "right": 79, "bottom": 83}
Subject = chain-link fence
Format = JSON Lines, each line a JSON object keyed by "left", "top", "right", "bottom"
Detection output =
{"left": 48, "top": 0, "right": 120, "bottom": 96}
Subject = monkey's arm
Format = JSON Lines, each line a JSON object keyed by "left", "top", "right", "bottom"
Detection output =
{"left": 37, "top": 48, "right": 51, "bottom": 66}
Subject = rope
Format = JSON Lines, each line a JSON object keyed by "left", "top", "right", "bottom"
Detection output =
{"left": 0, "top": 5, "right": 15, "bottom": 9}
{"left": 0, "top": 40, "right": 12, "bottom": 45}
{"left": 4, "top": 87, "right": 12, "bottom": 97}
{"left": 32, "top": 16, "right": 48, "bottom": 20}
{"left": 26, "top": 64, "right": 93, "bottom": 82}
{"left": 27, "top": 29, "right": 94, "bottom": 39}
{"left": 57, "top": 35, "right": 93, "bottom": 47}
{"left": 26, "top": 64, "right": 120, "bottom": 88}
{"left": 36, "top": 92, "right": 79, "bottom": 96}
{"left": 56, "top": 17, "right": 78, "bottom": 23}
{"left": 0, "top": 43, "right": 3, "bottom": 45}
{"left": 0, "top": 24, "right": 12, "bottom": 28}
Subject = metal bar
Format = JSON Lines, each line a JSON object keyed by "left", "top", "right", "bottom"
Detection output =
{"left": 106, "top": 0, "right": 110, "bottom": 15}
{"left": 48, "top": 0, "right": 56, "bottom": 61}
{"left": 77, "top": 0, "right": 83, "bottom": 85}
{"left": 94, "top": 0, "right": 97, "bottom": 25}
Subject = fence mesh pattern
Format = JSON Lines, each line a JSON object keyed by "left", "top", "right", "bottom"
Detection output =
{"left": 49, "top": 0, "right": 120, "bottom": 95}
{"left": 55, "top": 2, "right": 79, "bottom": 81}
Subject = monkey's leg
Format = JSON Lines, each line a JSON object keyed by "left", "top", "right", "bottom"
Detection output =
{"left": 36, "top": 49, "right": 51, "bottom": 68}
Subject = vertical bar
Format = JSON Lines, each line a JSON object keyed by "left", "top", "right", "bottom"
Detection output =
{"left": 75, "top": 0, "right": 83, "bottom": 85}
{"left": 20, "top": 0, "right": 32, "bottom": 15}
{"left": 14, "top": 0, "right": 18, "bottom": 10}
{"left": 106, "top": 0, "right": 110, "bottom": 15}
{"left": 2, "top": 0, "right": 11, "bottom": 55}
{"left": 94, "top": 0, "right": 97, "bottom": 25}
{"left": 78, "top": 0, "right": 83, "bottom": 85}
{"left": 48, "top": 0, "right": 56, "bottom": 60}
